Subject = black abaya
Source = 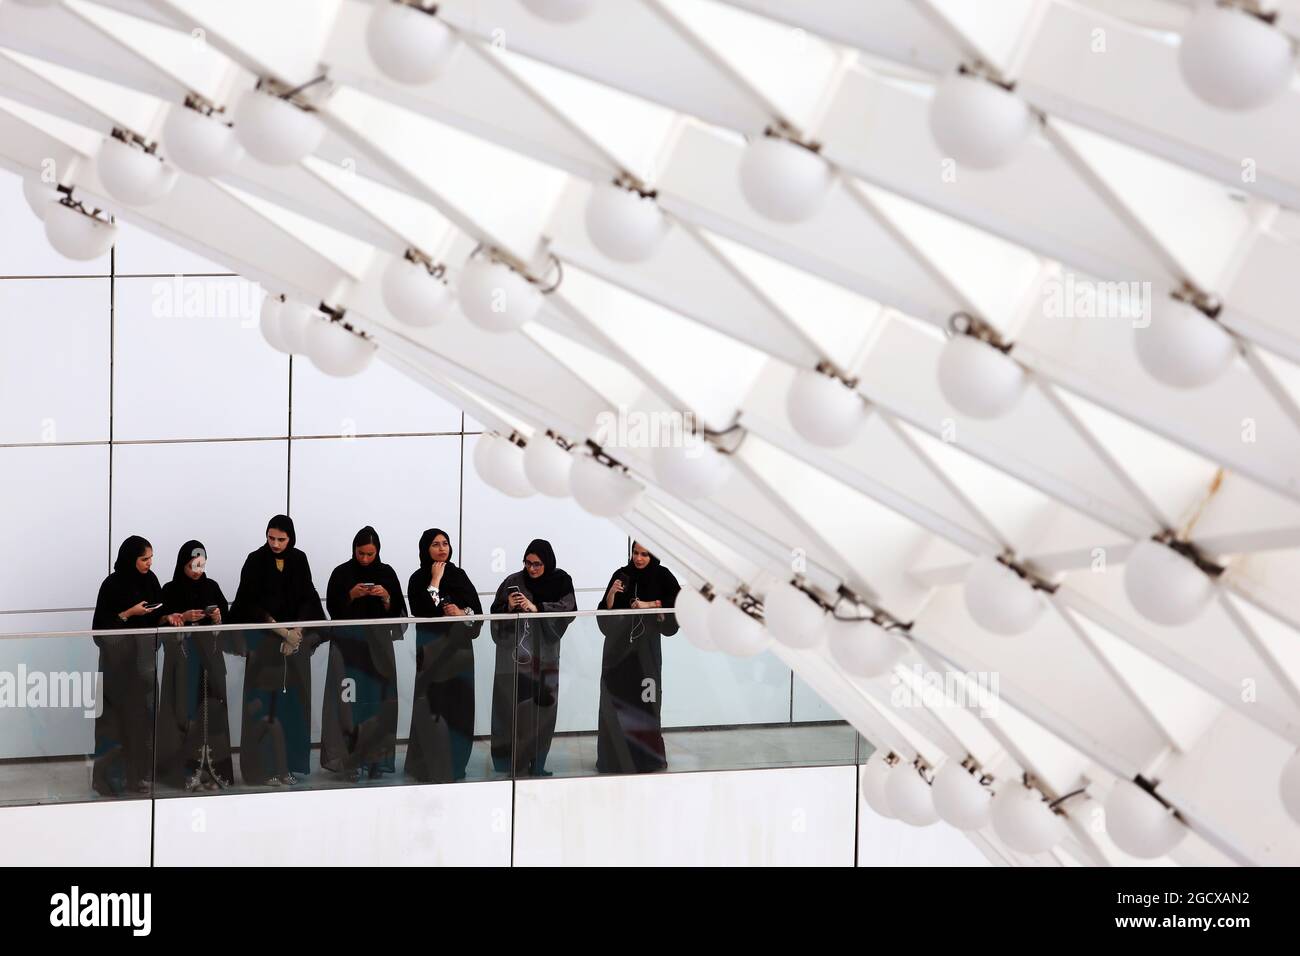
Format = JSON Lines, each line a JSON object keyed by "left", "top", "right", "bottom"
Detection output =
{"left": 157, "top": 540, "right": 234, "bottom": 790}
{"left": 228, "top": 516, "right": 324, "bottom": 785}
{"left": 594, "top": 551, "right": 681, "bottom": 774}
{"left": 90, "top": 536, "right": 162, "bottom": 797}
{"left": 405, "top": 528, "right": 482, "bottom": 783}
{"left": 489, "top": 539, "right": 576, "bottom": 776}
{"left": 320, "top": 527, "right": 407, "bottom": 779}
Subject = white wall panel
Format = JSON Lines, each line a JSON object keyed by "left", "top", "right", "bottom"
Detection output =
{"left": 0, "top": 799, "right": 153, "bottom": 866}
{"left": 109, "top": 439, "right": 289, "bottom": 591}
{"left": 0, "top": 444, "right": 108, "bottom": 612}
{"left": 513, "top": 765, "right": 857, "bottom": 866}
{"left": 152, "top": 780, "right": 513, "bottom": 866}
{"left": 112, "top": 277, "right": 287, "bottom": 441}
{"left": 0, "top": 277, "right": 109, "bottom": 444}
{"left": 291, "top": 356, "right": 464, "bottom": 437}
{"left": 112, "top": 218, "right": 231, "bottom": 277}
{"left": 0, "top": 168, "right": 112, "bottom": 278}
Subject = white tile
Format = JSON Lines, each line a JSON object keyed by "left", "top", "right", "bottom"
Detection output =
{"left": 112, "top": 277, "right": 287, "bottom": 441}
{"left": 153, "top": 780, "right": 513, "bottom": 866}
{"left": 0, "top": 168, "right": 112, "bottom": 277}
{"left": 110, "top": 440, "right": 289, "bottom": 591}
{"left": 291, "top": 355, "right": 464, "bottom": 437}
{"left": 0, "top": 445, "right": 108, "bottom": 613}
{"left": 111, "top": 216, "right": 232, "bottom": 277}
{"left": 0, "top": 278, "right": 110, "bottom": 443}
{"left": 513, "top": 765, "right": 857, "bottom": 866}
{"left": 287, "top": 435, "right": 462, "bottom": 583}
{"left": 0, "top": 801, "right": 153, "bottom": 865}
{"left": 460, "top": 434, "right": 627, "bottom": 596}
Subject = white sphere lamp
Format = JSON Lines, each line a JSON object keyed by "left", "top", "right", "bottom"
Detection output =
{"left": 937, "top": 332, "right": 1027, "bottom": 419}
{"left": 929, "top": 70, "right": 1034, "bottom": 170}
{"left": 569, "top": 452, "right": 643, "bottom": 517}
{"left": 96, "top": 134, "right": 178, "bottom": 207}
{"left": 473, "top": 433, "right": 535, "bottom": 498}
{"left": 585, "top": 181, "right": 669, "bottom": 262}
{"left": 522, "top": 434, "right": 573, "bottom": 497}
{"left": 457, "top": 254, "right": 545, "bottom": 333}
{"left": 162, "top": 104, "right": 244, "bottom": 178}
{"left": 651, "top": 439, "right": 731, "bottom": 500}
{"left": 932, "top": 760, "right": 993, "bottom": 831}
{"left": 1104, "top": 779, "right": 1187, "bottom": 859}
{"left": 990, "top": 781, "right": 1067, "bottom": 854}
{"left": 1134, "top": 295, "right": 1235, "bottom": 389}
{"left": 21, "top": 176, "right": 58, "bottom": 221}
{"left": 234, "top": 87, "right": 326, "bottom": 166}
{"left": 738, "top": 133, "right": 833, "bottom": 224}
{"left": 786, "top": 367, "right": 867, "bottom": 447}
{"left": 366, "top": 1, "right": 459, "bottom": 85}
{"left": 762, "top": 583, "right": 827, "bottom": 650}
{"left": 963, "top": 556, "right": 1045, "bottom": 636}
{"left": 1123, "top": 538, "right": 1215, "bottom": 627}
{"left": 860, "top": 752, "right": 897, "bottom": 819}
{"left": 826, "top": 615, "right": 905, "bottom": 678}
{"left": 885, "top": 763, "right": 941, "bottom": 827}
{"left": 1178, "top": 4, "right": 1294, "bottom": 111}
{"left": 382, "top": 253, "right": 453, "bottom": 327}
{"left": 675, "top": 588, "right": 717, "bottom": 652}
{"left": 44, "top": 201, "right": 116, "bottom": 261}
{"left": 1280, "top": 749, "right": 1300, "bottom": 826}
{"left": 707, "top": 597, "right": 770, "bottom": 657}
{"left": 519, "top": 0, "right": 596, "bottom": 22}
{"left": 303, "top": 317, "right": 376, "bottom": 377}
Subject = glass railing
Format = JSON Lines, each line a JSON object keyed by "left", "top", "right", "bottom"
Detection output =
{"left": 0, "top": 609, "right": 863, "bottom": 805}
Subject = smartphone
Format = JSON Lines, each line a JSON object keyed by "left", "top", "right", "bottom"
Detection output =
{"left": 507, "top": 585, "right": 520, "bottom": 594}
{"left": 143, "top": 603, "right": 162, "bottom": 611}
{"left": 204, "top": 605, "right": 219, "bottom": 614}
{"left": 360, "top": 583, "right": 376, "bottom": 589}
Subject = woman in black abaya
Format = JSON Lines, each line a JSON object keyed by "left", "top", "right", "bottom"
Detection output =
{"left": 91, "top": 535, "right": 163, "bottom": 796}
{"left": 229, "top": 515, "right": 325, "bottom": 786}
{"left": 405, "top": 528, "right": 482, "bottom": 783}
{"left": 489, "top": 539, "right": 576, "bottom": 776}
{"left": 595, "top": 542, "right": 681, "bottom": 774}
{"left": 321, "top": 526, "right": 406, "bottom": 781}
{"left": 157, "top": 540, "right": 233, "bottom": 790}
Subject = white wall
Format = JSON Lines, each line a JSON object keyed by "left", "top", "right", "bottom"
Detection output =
{"left": 0, "top": 799, "right": 153, "bottom": 867}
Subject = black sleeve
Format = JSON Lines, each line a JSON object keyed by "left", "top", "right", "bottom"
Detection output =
{"left": 659, "top": 567, "right": 682, "bottom": 636}
{"left": 230, "top": 554, "right": 269, "bottom": 625}
{"left": 408, "top": 569, "right": 438, "bottom": 618}
{"left": 91, "top": 576, "right": 122, "bottom": 631}
{"left": 325, "top": 563, "right": 351, "bottom": 620}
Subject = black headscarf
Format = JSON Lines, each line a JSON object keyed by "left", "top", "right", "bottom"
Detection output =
{"left": 160, "top": 539, "right": 229, "bottom": 620}
{"left": 408, "top": 528, "right": 483, "bottom": 619}
{"left": 92, "top": 535, "right": 162, "bottom": 631}
{"left": 326, "top": 525, "right": 407, "bottom": 621}
{"left": 603, "top": 542, "right": 681, "bottom": 608}
{"left": 522, "top": 538, "right": 574, "bottom": 605}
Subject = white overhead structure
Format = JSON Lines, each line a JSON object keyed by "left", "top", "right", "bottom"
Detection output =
{"left": 2, "top": 0, "right": 1300, "bottom": 866}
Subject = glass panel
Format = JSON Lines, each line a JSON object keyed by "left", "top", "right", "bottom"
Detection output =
{"left": 0, "top": 609, "right": 862, "bottom": 804}
{"left": 0, "top": 624, "right": 158, "bottom": 806}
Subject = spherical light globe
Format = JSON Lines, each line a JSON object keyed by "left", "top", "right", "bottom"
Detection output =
{"left": 21, "top": 176, "right": 58, "bottom": 221}
{"left": 932, "top": 761, "right": 992, "bottom": 831}
{"left": 457, "top": 256, "right": 543, "bottom": 333}
{"left": 473, "top": 434, "right": 535, "bottom": 498}
{"left": 1280, "top": 749, "right": 1300, "bottom": 826}
{"left": 44, "top": 203, "right": 116, "bottom": 261}
{"left": 860, "top": 753, "right": 896, "bottom": 819}
{"left": 569, "top": 453, "right": 643, "bottom": 517}
{"left": 304, "top": 319, "right": 376, "bottom": 377}
{"left": 786, "top": 368, "right": 866, "bottom": 447}
{"left": 937, "top": 334, "right": 1027, "bottom": 419}
{"left": 162, "top": 105, "right": 244, "bottom": 178}
{"left": 1134, "top": 297, "right": 1235, "bottom": 389}
{"left": 519, "top": 0, "right": 595, "bottom": 23}
{"left": 1178, "top": 4, "right": 1294, "bottom": 111}
{"left": 675, "top": 588, "right": 717, "bottom": 652}
{"left": 522, "top": 436, "right": 572, "bottom": 497}
{"left": 990, "top": 782, "right": 1067, "bottom": 854}
{"left": 234, "top": 88, "right": 326, "bottom": 166}
{"left": 826, "top": 616, "right": 905, "bottom": 678}
{"left": 738, "top": 135, "right": 833, "bottom": 224}
{"left": 763, "top": 583, "right": 827, "bottom": 650}
{"left": 259, "top": 294, "right": 291, "bottom": 353}
{"left": 1123, "top": 539, "right": 1214, "bottom": 627}
{"left": 1104, "top": 779, "right": 1186, "bottom": 859}
{"left": 275, "top": 299, "right": 319, "bottom": 354}
{"left": 96, "top": 136, "right": 178, "bottom": 207}
{"left": 707, "top": 598, "right": 770, "bottom": 657}
{"left": 886, "top": 764, "right": 941, "bottom": 827}
{"left": 366, "top": 2, "right": 458, "bottom": 85}
{"left": 929, "top": 71, "right": 1034, "bottom": 170}
{"left": 382, "top": 255, "right": 453, "bottom": 327}
{"left": 584, "top": 181, "right": 669, "bottom": 262}
{"left": 651, "top": 441, "right": 731, "bottom": 500}
{"left": 963, "top": 556, "right": 1045, "bottom": 636}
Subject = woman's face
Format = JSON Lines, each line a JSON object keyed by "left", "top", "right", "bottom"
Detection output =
{"left": 354, "top": 544, "right": 378, "bottom": 567}
{"left": 184, "top": 555, "right": 205, "bottom": 581}
{"left": 135, "top": 548, "right": 153, "bottom": 574}
{"left": 631, "top": 544, "right": 651, "bottom": 570}
{"left": 524, "top": 553, "right": 545, "bottom": 580}
{"left": 266, "top": 529, "right": 290, "bottom": 554}
{"left": 428, "top": 535, "right": 451, "bottom": 563}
